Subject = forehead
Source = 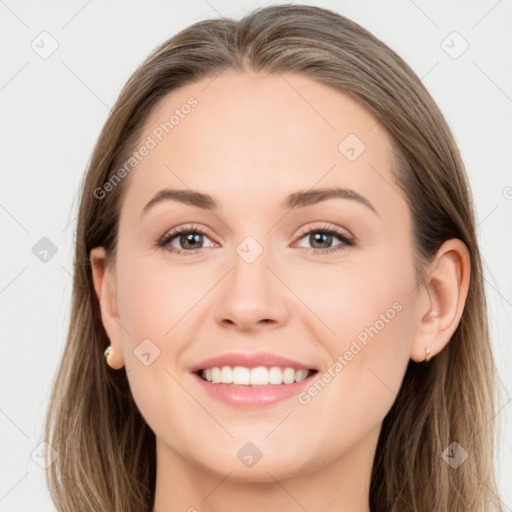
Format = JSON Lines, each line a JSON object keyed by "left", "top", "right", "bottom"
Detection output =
{"left": 120, "top": 70, "right": 405, "bottom": 222}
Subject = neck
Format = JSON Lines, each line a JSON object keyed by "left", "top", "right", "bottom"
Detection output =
{"left": 152, "top": 424, "right": 379, "bottom": 512}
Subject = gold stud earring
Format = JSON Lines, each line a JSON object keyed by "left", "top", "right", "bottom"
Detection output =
{"left": 104, "top": 345, "right": 113, "bottom": 365}
{"left": 425, "top": 347, "right": 433, "bottom": 362}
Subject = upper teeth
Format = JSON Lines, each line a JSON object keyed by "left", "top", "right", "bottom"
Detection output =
{"left": 201, "top": 366, "right": 312, "bottom": 385}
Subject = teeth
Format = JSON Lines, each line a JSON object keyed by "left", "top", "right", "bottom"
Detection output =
{"left": 269, "top": 366, "right": 283, "bottom": 385}
{"left": 232, "top": 366, "right": 249, "bottom": 385}
{"left": 283, "top": 367, "right": 295, "bottom": 384}
{"left": 200, "top": 366, "right": 312, "bottom": 385}
{"left": 220, "top": 366, "right": 233, "bottom": 384}
{"left": 211, "top": 367, "right": 221, "bottom": 383}
{"left": 250, "top": 366, "right": 268, "bottom": 385}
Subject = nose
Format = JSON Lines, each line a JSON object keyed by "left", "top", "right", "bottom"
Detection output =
{"left": 214, "top": 248, "right": 291, "bottom": 332}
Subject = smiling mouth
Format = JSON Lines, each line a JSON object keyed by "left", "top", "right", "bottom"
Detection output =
{"left": 195, "top": 366, "right": 318, "bottom": 386}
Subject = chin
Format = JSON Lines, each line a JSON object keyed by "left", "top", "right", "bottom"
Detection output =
{"left": 181, "top": 437, "right": 316, "bottom": 483}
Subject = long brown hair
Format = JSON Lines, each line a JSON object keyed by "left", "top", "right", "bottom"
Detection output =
{"left": 44, "top": 5, "right": 503, "bottom": 511}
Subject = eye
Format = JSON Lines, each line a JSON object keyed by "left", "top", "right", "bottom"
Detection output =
{"left": 157, "top": 223, "right": 355, "bottom": 256}
{"left": 294, "top": 225, "right": 355, "bottom": 254}
{"left": 157, "top": 224, "right": 216, "bottom": 255}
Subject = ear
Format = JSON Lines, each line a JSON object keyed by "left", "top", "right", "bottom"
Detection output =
{"left": 410, "top": 239, "right": 471, "bottom": 362}
{"left": 90, "top": 247, "right": 125, "bottom": 369}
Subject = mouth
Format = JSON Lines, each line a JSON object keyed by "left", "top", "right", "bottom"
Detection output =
{"left": 194, "top": 366, "right": 318, "bottom": 386}
{"left": 189, "top": 352, "right": 320, "bottom": 406}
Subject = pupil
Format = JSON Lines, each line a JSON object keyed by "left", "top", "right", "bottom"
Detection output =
{"left": 181, "top": 233, "right": 202, "bottom": 249}
{"left": 311, "top": 232, "right": 331, "bottom": 249}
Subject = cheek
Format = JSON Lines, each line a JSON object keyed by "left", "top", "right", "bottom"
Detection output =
{"left": 290, "top": 298, "right": 413, "bottom": 471}
{"left": 114, "top": 258, "right": 207, "bottom": 450}
{"left": 293, "top": 248, "right": 415, "bottom": 355}
{"left": 116, "top": 255, "right": 206, "bottom": 349}
{"left": 290, "top": 251, "right": 415, "bottom": 441}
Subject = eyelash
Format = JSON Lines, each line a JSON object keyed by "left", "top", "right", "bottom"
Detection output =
{"left": 157, "top": 223, "right": 355, "bottom": 256}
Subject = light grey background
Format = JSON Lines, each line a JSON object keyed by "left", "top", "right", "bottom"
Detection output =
{"left": 1, "top": 1, "right": 511, "bottom": 510}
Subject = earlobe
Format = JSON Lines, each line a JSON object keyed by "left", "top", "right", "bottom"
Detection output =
{"left": 89, "top": 247, "right": 125, "bottom": 370}
{"left": 410, "top": 239, "right": 471, "bottom": 362}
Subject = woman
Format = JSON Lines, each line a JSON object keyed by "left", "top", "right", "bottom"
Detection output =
{"left": 44, "top": 4, "right": 504, "bottom": 511}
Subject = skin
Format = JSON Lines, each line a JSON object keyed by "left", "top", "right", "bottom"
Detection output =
{"left": 90, "top": 70, "right": 470, "bottom": 512}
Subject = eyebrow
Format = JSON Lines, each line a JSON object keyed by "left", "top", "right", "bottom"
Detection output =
{"left": 141, "top": 187, "right": 378, "bottom": 216}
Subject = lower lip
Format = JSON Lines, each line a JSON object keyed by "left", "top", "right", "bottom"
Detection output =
{"left": 192, "top": 372, "right": 315, "bottom": 407}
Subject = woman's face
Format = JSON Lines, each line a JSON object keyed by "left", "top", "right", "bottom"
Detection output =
{"left": 101, "top": 70, "right": 423, "bottom": 481}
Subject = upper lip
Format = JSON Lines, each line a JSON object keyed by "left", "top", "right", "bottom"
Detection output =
{"left": 190, "top": 352, "right": 317, "bottom": 372}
